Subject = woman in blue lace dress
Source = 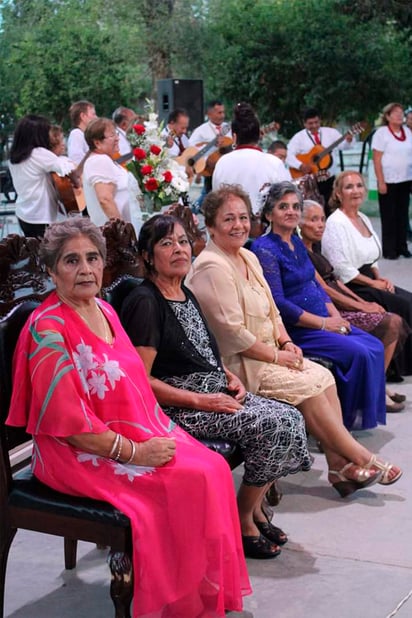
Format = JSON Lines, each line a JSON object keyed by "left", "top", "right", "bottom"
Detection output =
{"left": 251, "top": 181, "right": 386, "bottom": 432}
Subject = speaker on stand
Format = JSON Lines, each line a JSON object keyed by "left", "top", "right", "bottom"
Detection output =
{"left": 156, "top": 79, "right": 204, "bottom": 131}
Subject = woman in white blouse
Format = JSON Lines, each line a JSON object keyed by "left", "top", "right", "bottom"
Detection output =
{"left": 83, "top": 118, "right": 142, "bottom": 233}
{"left": 9, "top": 115, "right": 76, "bottom": 237}
{"left": 322, "top": 171, "right": 412, "bottom": 377}
{"left": 372, "top": 102, "right": 412, "bottom": 259}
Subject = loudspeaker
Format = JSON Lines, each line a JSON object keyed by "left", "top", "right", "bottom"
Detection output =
{"left": 156, "top": 79, "right": 204, "bottom": 131}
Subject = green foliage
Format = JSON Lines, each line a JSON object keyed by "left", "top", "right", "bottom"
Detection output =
{"left": 0, "top": 0, "right": 149, "bottom": 126}
{"left": 0, "top": 0, "right": 411, "bottom": 137}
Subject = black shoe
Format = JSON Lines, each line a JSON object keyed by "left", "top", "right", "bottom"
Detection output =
{"left": 254, "top": 520, "right": 288, "bottom": 545}
{"left": 242, "top": 534, "right": 281, "bottom": 559}
{"left": 400, "top": 250, "right": 412, "bottom": 258}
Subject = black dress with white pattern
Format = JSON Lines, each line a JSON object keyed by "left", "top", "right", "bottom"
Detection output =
{"left": 121, "top": 280, "right": 311, "bottom": 486}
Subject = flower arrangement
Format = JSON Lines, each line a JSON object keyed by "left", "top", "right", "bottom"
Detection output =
{"left": 127, "top": 106, "right": 189, "bottom": 212}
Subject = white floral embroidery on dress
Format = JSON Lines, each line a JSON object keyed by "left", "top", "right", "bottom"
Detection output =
{"left": 76, "top": 453, "right": 155, "bottom": 480}
{"left": 113, "top": 462, "right": 155, "bottom": 481}
{"left": 77, "top": 452, "right": 101, "bottom": 467}
{"left": 73, "top": 342, "right": 126, "bottom": 399}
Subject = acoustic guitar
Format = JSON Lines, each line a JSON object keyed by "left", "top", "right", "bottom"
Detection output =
{"left": 289, "top": 123, "right": 365, "bottom": 179}
{"left": 174, "top": 124, "right": 232, "bottom": 175}
{"left": 51, "top": 151, "right": 134, "bottom": 215}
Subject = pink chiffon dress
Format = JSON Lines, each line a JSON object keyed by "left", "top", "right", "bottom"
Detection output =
{"left": 7, "top": 292, "right": 251, "bottom": 618}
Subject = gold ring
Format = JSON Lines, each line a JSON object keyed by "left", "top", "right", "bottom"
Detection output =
{"left": 294, "top": 360, "right": 300, "bottom": 368}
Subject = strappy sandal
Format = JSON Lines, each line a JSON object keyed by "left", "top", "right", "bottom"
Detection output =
{"left": 329, "top": 462, "right": 382, "bottom": 497}
{"left": 242, "top": 534, "right": 281, "bottom": 559}
{"left": 364, "top": 455, "right": 403, "bottom": 485}
{"left": 254, "top": 520, "right": 288, "bottom": 545}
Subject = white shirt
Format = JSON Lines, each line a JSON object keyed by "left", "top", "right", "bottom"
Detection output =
{"left": 10, "top": 148, "right": 75, "bottom": 224}
{"left": 117, "top": 127, "right": 132, "bottom": 156}
{"left": 371, "top": 125, "right": 412, "bottom": 183}
{"left": 286, "top": 126, "right": 354, "bottom": 177}
{"left": 160, "top": 128, "right": 190, "bottom": 157}
{"left": 212, "top": 147, "right": 290, "bottom": 214}
{"left": 322, "top": 208, "right": 381, "bottom": 283}
{"left": 189, "top": 121, "right": 232, "bottom": 153}
{"left": 83, "top": 153, "right": 142, "bottom": 233}
{"left": 67, "top": 128, "right": 89, "bottom": 164}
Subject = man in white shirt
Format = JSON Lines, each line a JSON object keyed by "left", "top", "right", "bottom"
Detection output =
{"left": 67, "top": 100, "right": 97, "bottom": 164}
{"left": 162, "top": 108, "right": 190, "bottom": 157}
{"left": 189, "top": 100, "right": 232, "bottom": 210}
{"left": 286, "top": 108, "right": 353, "bottom": 214}
{"left": 112, "top": 107, "right": 137, "bottom": 156}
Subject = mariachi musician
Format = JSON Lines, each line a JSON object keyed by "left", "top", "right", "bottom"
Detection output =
{"left": 286, "top": 107, "right": 354, "bottom": 214}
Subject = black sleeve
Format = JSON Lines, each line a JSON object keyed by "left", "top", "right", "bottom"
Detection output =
{"left": 120, "top": 286, "right": 162, "bottom": 349}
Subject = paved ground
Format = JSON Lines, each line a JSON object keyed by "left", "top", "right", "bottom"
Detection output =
{"left": 2, "top": 205, "right": 412, "bottom": 618}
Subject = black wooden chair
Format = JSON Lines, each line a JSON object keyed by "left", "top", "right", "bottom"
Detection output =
{"left": 0, "top": 301, "right": 134, "bottom": 618}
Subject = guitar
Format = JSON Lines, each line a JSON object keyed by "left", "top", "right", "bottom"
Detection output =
{"left": 174, "top": 124, "right": 232, "bottom": 175}
{"left": 289, "top": 123, "right": 365, "bottom": 179}
{"left": 51, "top": 151, "right": 133, "bottom": 214}
{"left": 198, "top": 120, "right": 285, "bottom": 177}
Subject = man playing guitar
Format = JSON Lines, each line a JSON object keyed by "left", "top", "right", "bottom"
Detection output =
{"left": 188, "top": 100, "right": 232, "bottom": 209}
{"left": 287, "top": 107, "right": 354, "bottom": 215}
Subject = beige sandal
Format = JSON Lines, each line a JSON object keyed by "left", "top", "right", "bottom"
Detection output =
{"left": 329, "top": 463, "right": 382, "bottom": 498}
{"left": 365, "top": 455, "right": 403, "bottom": 485}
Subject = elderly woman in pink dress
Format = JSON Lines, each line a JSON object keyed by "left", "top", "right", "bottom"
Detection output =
{"left": 6, "top": 217, "right": 251, "bottom": 618}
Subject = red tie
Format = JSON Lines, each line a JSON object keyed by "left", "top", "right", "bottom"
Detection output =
{"left": 313, "top": 131, "right": 321, "bottom": 145}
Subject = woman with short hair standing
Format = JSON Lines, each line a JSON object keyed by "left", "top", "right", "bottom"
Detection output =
{"left": 372, "top": 102, "right": 412, "bottom": 260}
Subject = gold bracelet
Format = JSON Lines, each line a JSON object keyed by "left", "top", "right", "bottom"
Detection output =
{"left": 124, "top": 439, "right": 136, "bottom": 465}
{"left": 321, "top": 318, "right": 326, "bottom": 330}
{"left": 273, "top": 347, "right": 278, "bottom": 364}
{"left": 108, "top": 433, "right": 120, "bottom": 459}
{"left": 114, "top": 434, "right": 123, "bottom": 462}
{"left": 279, "top": 340, "right": 293, "bottom": 350}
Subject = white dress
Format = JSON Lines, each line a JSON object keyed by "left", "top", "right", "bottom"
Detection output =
{"left": 83, "top": 153, "right": 142, "bottom": 233}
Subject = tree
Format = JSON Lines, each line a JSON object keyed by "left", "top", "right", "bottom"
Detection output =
{"left": 0, "top": 0, "right": 149, "bottom": 126}
{"left": 203, "top": 0, "right": 412, "bottom": 134}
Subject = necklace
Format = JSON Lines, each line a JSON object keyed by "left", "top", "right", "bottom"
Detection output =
{"left": 76, "top": 303, "right": 112, "bottom": 344}
{"left": 388, "top": 125, "right": 406, "bottom": 141}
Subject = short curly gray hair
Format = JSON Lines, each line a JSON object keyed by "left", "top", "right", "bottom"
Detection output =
{"left": 40, "top": 217, "right": 106, "bottom": 272}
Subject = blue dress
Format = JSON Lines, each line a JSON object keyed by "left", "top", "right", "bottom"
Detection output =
{"left": 251, "top": 232, "right": 386, "bottom": 431}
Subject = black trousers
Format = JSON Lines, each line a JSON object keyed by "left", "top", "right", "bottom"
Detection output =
{"left": 378, "top": 181, "right": 410, "bottom": 258}
{"left": 317, "top": 176, "right": 335, "bottom": 217}
{"left": 18, "top": 218, "right": 47, "bottom": 238}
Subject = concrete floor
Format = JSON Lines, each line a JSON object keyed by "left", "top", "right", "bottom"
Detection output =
{"left": 2, "top": 211, "right": 412, "bottom": 618}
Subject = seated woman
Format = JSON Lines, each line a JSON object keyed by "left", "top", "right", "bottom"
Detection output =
{"left": 121, "top": 214, "right": 312, "bottom": 560}
{"left": 251, "top": 181, "right": 387, "bottom": 431}
{"left": 83, "top": 117, "right": 142, "bottom": 233}
{"left": 300, "top": 199, "right": 408, "bottom": 411}
{"left": 9, "top": 114, "right": 76, "bottom": 238}
{"left": 6, "top": 217, "right": 251, "bottom": 617}
{"left": 322, "top": 170, "right": 412, "bottom": 379}
{"left": 186, "top": 184, "right": 402, "bottom": 493}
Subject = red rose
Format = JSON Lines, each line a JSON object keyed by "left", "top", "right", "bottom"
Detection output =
{"left": 145, "top": 177, "right": 159, "bottom": 191}
{"left": 133, "top": 124, "right": 146, "bottom": 135}
{"left": 133, "top": 147, "right": 147, "bottom": 160}
{"left": 141, "top": 164, "right": 153, "bottom": 175}
{"left": 150, "top": 144, "right": 162, "bottom": 155}
{"left": 163, "top": 171, "right": 173, "bottom": 183}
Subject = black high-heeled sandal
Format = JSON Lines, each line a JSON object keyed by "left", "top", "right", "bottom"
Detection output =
{"left": 242, "top": 534, "right": 281, "bottom": 559}
{"left": 254, "top": 520, "right": 288, "bottom": 545}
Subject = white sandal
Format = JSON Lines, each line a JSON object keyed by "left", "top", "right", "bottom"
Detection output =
{"left": 365, "top": 455, "right": 403, "bottom": 485}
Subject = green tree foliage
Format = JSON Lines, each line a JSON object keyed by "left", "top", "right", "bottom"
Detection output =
{"left": 204, "top": 0, "right": 412, "bottom": 133}
{"left": 0, "top": 0, "right": 411, "bottom": 136}
{"left": 0, "top": 0, "right": 149, "bottom": 126}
